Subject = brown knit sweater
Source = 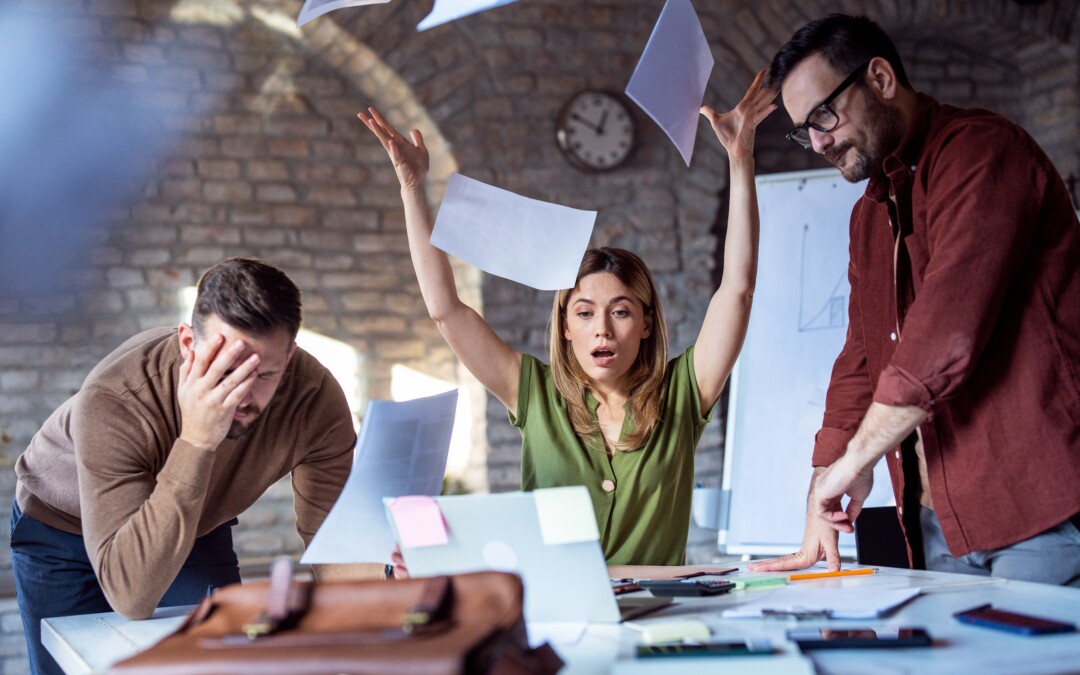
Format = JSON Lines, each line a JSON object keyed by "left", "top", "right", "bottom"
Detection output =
{"left": 14, "top": 327, "right": 356, "bottom": 618}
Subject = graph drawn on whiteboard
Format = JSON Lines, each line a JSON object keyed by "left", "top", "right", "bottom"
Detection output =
{"left": 799, "top": 223, "right": 848, "bottom": 333}
{"left": 720, "top": 168, "right": 893, "bottom": 558}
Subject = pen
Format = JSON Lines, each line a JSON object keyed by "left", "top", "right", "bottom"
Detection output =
{"left": 788, "top": 567, "right": 878, "bottom": 581}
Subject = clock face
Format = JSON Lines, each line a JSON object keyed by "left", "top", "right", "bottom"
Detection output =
{"left": 556, "top": 91, "right": 635, "bottom": 171}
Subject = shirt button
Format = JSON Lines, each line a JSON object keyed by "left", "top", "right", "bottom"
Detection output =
{"left": 890, "top": 332, "right": 897, "bottom": 341}
{"left": 601, "top": 479, "right": 615, "bottom": 493}
{"left": 898, "top": 506, "right": 904, "bottom": 515}
{"left": 895, "top": 450, "right": 901, "bottom": 459}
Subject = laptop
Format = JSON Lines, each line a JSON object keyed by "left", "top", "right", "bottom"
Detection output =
{"left": 386, "top": 488, "right": 671, "bottom": 625}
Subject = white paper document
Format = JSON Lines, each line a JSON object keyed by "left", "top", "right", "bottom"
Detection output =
{"left": 300, "top": 390, "right": 457, "bottom": 564}
{"left": 418, "top": 0, "right": 518, "bottom": 31}
{"left": 296, "top": 0, "right": 390, "bottom": 27}
{"left": 624, "top": 0, "right": 714, "bottom": 166}
{"left": 429, "top": 173, "right": 596, "bottom": 290}
{"left": 722, "top": 586, "right": 922, "bottom": 619}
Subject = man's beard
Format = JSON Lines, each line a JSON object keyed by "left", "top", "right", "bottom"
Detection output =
{"left": 826, "top": 90, "right": 906, "bottom": 183}
{"left": 226, "top": 405, "right": 264, "bottom": 441}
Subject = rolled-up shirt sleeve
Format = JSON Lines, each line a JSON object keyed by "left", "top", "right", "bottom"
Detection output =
{"left": 872, "top": 121, "right": 1045, "bottom": 412}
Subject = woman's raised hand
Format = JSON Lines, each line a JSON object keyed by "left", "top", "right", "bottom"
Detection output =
{"left": 700, "top": 69, "right": 777, "bottom": 161}
{"left": 358, "top": 107, "right": 429, "bottom": 190}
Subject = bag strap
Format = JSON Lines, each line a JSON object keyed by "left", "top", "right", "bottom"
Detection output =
{"left": 243, "top": 556, "right": 310, "bottom": 639}
{"left": 402, "top": 575, "right": 451, "bottom": 634}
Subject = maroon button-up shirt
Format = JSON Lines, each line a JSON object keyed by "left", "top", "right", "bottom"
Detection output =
{"left": 812, "top": 94, "right": 1080, "bottom": 557}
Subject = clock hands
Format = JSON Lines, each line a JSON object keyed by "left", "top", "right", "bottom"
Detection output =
{"left": 571, "top": 111, "right": 609, "bottom": 135}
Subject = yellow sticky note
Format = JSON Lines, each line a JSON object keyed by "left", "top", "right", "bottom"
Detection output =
{"left": 533, "top": 486, "right": 601, "bottom": 545}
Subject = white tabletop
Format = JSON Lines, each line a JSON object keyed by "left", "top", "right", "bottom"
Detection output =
{"left": 43, "top": 565, "right": 1080, "bottom": 674}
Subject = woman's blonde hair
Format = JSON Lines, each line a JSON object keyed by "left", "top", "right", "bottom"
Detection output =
{"left": 548, "top": 247, "right": 669, "bottom": 452}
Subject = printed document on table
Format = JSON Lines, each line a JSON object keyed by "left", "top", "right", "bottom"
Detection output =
{"left": 429, "top": 172, "right": 595, "bottom": 291}
{"left": 722, "top": 586, "right": 922, "bottom": 619}
{"left": 624, "top": 0, "right": 714, "bottom": 166}
{"left": 418, "top": 0, "right": 518, "bottom": 31}
{"left": 296, "top": 0, "right": 390, "bottom": 27}
{"left": 301, "top": 390, "right": 457, "bottom": 564}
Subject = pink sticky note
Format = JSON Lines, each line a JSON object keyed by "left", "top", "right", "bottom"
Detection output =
{"left": 388, "top": 496, "right": 449, "bottom": 548}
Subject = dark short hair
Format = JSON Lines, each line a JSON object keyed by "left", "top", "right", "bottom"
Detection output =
{"left": 767, "top": 14, "right": 912, "bottom": 92}
{"left": 192, "top": 258, "right": 302, "bottom": 342}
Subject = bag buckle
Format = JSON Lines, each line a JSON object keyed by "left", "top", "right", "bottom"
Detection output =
{"left": 243, "top": 614, "right": 276, "bottom": 640}
{"left": 401, "top": 611, "right": 431, "bottom": 634}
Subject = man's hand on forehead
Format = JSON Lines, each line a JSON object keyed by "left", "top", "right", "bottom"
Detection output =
{"left": 177, "top": 333, "right": 261, "bottom": 451}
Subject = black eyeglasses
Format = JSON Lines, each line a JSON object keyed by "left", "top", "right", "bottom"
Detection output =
{"left": 786, "top": 63, "right": 869, "bottom": 149}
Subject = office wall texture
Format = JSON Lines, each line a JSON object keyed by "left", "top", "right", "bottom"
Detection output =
{"left": 0, "top": 1, "right": 1078, "bottom": 669}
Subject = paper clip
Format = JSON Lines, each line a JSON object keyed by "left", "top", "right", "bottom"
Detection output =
{"left": 761, "top": 607, "right": 832, "bottom": 620}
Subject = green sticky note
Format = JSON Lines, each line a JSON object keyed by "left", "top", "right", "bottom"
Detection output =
{"left": 732, "top": 575, "right": 787, "bottom": 590}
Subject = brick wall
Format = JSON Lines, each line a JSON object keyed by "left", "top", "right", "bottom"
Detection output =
{"left": 1, "top": 0, "right": 1078, "bottom": 669}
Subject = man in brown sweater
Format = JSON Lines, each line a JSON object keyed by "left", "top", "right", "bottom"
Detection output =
{"left": 11, "top": 258, "right": 358, "bottom": 675}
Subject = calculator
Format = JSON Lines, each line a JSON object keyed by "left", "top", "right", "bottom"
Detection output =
{"left": 637, "top": 579, "right": 736, "bottom": 597}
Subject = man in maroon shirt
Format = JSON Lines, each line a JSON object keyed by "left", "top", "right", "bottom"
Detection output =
{"left": 750, "top": 14, "right": 1080, "bottom": 585}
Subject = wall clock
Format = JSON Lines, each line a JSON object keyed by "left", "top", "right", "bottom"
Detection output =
{"left": 555, "top": 91, "right": 635, "bottom": 172}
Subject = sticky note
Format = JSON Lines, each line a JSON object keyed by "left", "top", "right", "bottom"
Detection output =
{"left": 387, "top": 496, "right": 449, "bottom": 548}
{"left": 628, "top": 618, "right": 711, "bottom": 645}
{"left": 533, "top": 486, "right": 601, "bottom": 545}
{"left": 732, "top": 575, "right": 787, "bottom": 591}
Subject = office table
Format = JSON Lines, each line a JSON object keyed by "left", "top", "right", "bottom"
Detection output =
{"left": 43, "top": 565, "right": 1080, "bottom": 674}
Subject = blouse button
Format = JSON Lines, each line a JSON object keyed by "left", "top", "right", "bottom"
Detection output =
{"left": 601, "top": 479, "right": 615, "bottom": 493}
{"left": 889, "top": 332, "right": 897, "bottom": 341}
{"left": 895, "top": 450, "right": 901, "bottom": 460}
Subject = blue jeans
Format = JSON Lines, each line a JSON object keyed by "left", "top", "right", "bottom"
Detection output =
{"left": 10, "top": 500, "right": 241, "bottom": 675}
{"left": 920, "top": 507, "right": 1080, "bottom": 587}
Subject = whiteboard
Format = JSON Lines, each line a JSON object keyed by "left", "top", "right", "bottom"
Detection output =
{"left": 720, "top": 168, "right": 894, "bottom": 557}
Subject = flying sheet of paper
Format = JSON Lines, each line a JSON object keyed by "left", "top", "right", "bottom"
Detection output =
{"left": 387, "top": 496, "right": 449, "bottom": 548}
{"left": 417, "top": 0, "right": 518, "bottom": 31}
{"left": 429, "top": 173, "right": 595, "bottom": 291}
{"left": 722, "top": 586, "right": 922, "bottom": 619}
{"left": 300, "top": 390, "right": 457, "bottom": 564}
{"left": 296, "top": 0, "right": 390, "bottom": 27}
{"left": 533, "top": 486, "right": 600, "bottom": 545}
{"left": 624, "top": 0, "right": 714, "bottom": 166}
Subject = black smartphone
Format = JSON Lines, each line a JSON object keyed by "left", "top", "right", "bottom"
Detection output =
{"left": 788, "top": 627, "right": 932, "bottom": 650}
{"left": 636, "top": 641, "right": 773, "bottom": 658}
{"left": 953, "top": 604, "right": 1077, "bottom": 636}
{"left": 637, "top": 579, "right": 735, "bottom": 597}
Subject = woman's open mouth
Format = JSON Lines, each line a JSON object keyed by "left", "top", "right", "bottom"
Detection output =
{"left": 591, "top": 347, "right": 616, "bottom": 366}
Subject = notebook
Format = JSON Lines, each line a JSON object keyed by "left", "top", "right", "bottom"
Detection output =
{"left": 387, "top": 488, "right": 671, "bottom": 624}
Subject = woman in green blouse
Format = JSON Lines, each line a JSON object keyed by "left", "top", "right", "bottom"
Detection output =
{"left": 362, "top": 72, "right": 774, "bottom": 566}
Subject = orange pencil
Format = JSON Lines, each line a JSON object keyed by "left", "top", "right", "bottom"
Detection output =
{"left": 788, "top": 567, "right": 878, "bottom": 581}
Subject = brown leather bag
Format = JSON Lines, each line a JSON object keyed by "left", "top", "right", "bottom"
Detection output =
{"left": 110, "top": 558, "right": 563, "bottom": 675}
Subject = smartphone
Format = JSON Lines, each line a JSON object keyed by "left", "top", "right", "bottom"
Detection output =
{"left": 636, "top": 641, "right": 773, "bottom": 658}
{"left": 637, "top": 579, "right": 735, "bottom": 597}
{"left": 787, "top": 627, "right": 932, "bottom": 650}
{"left": 953, "top": 604, "right": 1077, "bottom": 636}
